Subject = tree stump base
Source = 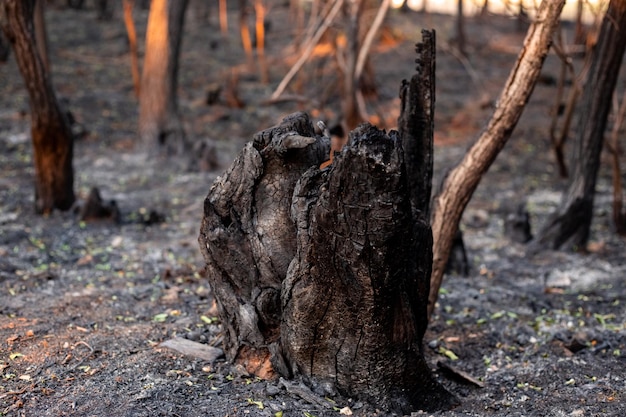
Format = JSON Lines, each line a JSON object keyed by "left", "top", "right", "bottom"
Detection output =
{"left": 199, "top": 31, "right": 456, "bottom": 413}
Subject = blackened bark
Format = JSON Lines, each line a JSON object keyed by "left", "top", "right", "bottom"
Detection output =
{"left": 1, "top": 0, "right": 75, "bottom": 214}
{"left": 0, "top": 26, "right": 10, "bottom": 62}
{"left": 398, "top": 29, "right": 435, "bottom": 222}
{"left": 532, "top": 0, "right": 626, "bottom": 251}
{"left": 138, "top": 0, "right": 188, "bottom": 155}
{"left": 281, "top": 124, "right": 453, "bottom": 413}
{"left": 198, "top": 112, "right": 329, "bottom": 377}
{"left": 199, "top": 32, "right": 454, "bottom": 413}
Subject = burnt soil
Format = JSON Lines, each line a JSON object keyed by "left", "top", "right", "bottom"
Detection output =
{"left": 1, "top": 3, "right": 625, "bottom": 417}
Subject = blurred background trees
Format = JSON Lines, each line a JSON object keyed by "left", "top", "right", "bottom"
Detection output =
{"left": 0, "top": 0, "right": 75, "bottom": 214}
{"left": 1, "top": 0, "right": 625, "bottom": 317}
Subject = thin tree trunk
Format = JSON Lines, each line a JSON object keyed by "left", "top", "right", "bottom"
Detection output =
{"left": 1, "top": 0, "right": 75, "bottom": 214}
{"left": 428, "top": 0, "right": 565, "bottom": 319}
{"left": 270, "top": 0, "right": 344, "bottom": 100}
{"left": 354, "top": 0, "right": 390, "bottom": 82}
{"left": 219, "top": 0, "right": 227, "bottom": 35}
{"left": 342, "top": 0, "right": 363, "bottom": 131}
{"left": 138, "top": 0, "right": 188, "bottom": 154}
{"left": 254, "top": 0, "right": 268, "bottom": 83}
{"left": 574, "top": 0, "right": 585, "bottom": 44}
{"left": 609, "top": 89, "right": 626, "bottom": 234}
{"left": 33, "top": 0, "right": 48, "bottom": 72}
{"left": 123, "top": 0, "right": 141, "bottom": 98}
{"left": 532, "top": 0, "right": 626, "bottom": 251}
{"left": 239, "top": 0, "right": 253, "bottom": 66}
{"left": 456, "top": 0, "right": 466, "bottom": 56}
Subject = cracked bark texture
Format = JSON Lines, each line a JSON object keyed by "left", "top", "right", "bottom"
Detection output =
{"left": 198, "top": 112, "right": 329, "bottom": 377}
{"left": 280, "top": 124, "right": 452, "bottom": 413}
{"left": 199, "top": 32, "right": 454, "bottom": 413}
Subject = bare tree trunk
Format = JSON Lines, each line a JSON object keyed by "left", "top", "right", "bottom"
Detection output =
{"left": 456, "top": 0, "right": 466, "bottom": 56}
{"left": 480, "top": 0, "right": 489, "bottom": 18}
{"left": 1, "top": 0, "right": 75, "bottom": 214}
{"left": 574, "top": 0, "right": 585, "bottom": 44}
{"left": 428, "top": 0, "right": 565, "bottom": 318}
{"left": 199, "top": 33, "right": 455, "bottom": 413}
{"left": 0, "top": 28, "right": 9, "bottom": 62}
{"left": 270, "top": 0, "right": 344, "bottom": 100}
{"left": 254, "top": 0, "right": 268, "bottom": 83}
{"left": 219, "top": 0, "right": 227, "bottom": 35}
{"left": 33, "top": 0, "right": 48, "bottom": 72}
{"left": 123, "top": 0, "right": 141, "bottom": 98}
{"left": 138, "top": 0, "right": 188, "bottom": 154}
{"left": 342, "top": 0, "right": 363, "bottom": 131}
{"left": 609, "top": 89, "right": 626, "bottom": 234}
{"left": 239, "top": 0, "right": 253, "bottom": 66}
{"left": 532, "top": 0, "right": 626, "bottom": 251}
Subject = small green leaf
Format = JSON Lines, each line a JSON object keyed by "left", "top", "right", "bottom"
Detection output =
{"left": 246, "top": 398, "right": 264, "bottom": 409}
{"left": 274, "top": 412, "right": 283, "bottom": 417}
{"left": 152, "top": 313, "right": 169, "bottom": 322}
{"left": 438, "top": 346, "right": 459, "bottom": 361}
{"left": 490, "top": 311, "right": 506, "bottom": 320}
{"left": 10, "top": 352, "right": 24, "bottom": 360}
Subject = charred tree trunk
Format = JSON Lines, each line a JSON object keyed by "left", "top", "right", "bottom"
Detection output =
{"left": 199, "top": 32, "right": 454, "bottom": 413}
{"left": 532, "top": 0, "right": 626, "bottom": 251}
{"left": 138, "top": 0, "right": 188, "bottom": 155}
{"left": 1, "top": 0, "right": 75, "bottom": 214}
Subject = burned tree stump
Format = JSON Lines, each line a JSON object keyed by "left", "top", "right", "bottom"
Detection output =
{"left": 198, "top": 31, "right": 455, "bottom": 413}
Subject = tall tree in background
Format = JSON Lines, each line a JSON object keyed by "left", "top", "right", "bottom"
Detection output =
{"left": 532, "top": 0, "right": 626, "bottom": 251}
{"left": 138, "top": 0, "right": 188, "bottom": 155}
{"left": 0, "top": 0, "right": 75, "bottom": 214}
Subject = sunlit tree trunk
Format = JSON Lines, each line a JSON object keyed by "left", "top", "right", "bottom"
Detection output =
{"left": 219, "top": 0, "right": 228, "bottom": 35}
{"left": 0, "top": 0, "right": 75, "bottom": 214}
{"left": 123, "top": 0, "right": 140, "bottom": 97}
{"left": 254, "top": 0, "right": 268, "bottom": 83}
{"left": 532, "top": 0, "right": 626, "bottom": 251}
{"left": 239, "top": 0, "right": 253, "bottom": 66}
{"left": 138, "top": 0, "right": 188, "bottom": 154}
